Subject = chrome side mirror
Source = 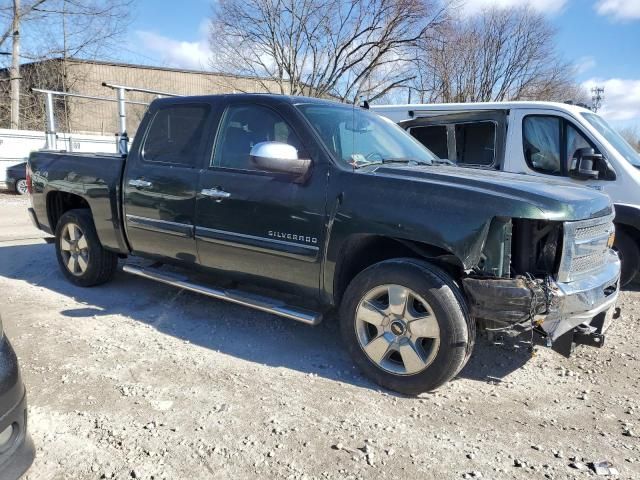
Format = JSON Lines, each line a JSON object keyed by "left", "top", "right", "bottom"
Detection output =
{"left": 250, "top": 142, "right": 311, "bottom": 181}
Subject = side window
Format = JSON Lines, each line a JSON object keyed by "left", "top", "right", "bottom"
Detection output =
{"left": 142, "top": 105, "right": 210, "bottom": 166}
{"left": 455, "top": 122, "right": 496, "bottom": 166}
{"left": 212, "top": 104, "right": 302, "bottom": 171}
{"left": 566, "top": 124, "right": 592, "bottom": 163}
{"left": 409, "top": 125, "right": 448, "bottom": 159}
{"left": 523, "top": 116, "right": 561, "bottom": 174}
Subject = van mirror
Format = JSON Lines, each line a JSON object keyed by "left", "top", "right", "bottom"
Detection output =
{"left": 569, "top": 148, "right": 601, "bottom": 180}
{"left": 250, "top": 142, "right": 311, "bottom": 182}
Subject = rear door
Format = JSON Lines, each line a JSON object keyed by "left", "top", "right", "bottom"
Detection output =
{"left": 194, "top": 100, "right": 328, "bottom": 299}
{"left": 123, "top": 101, "right": 213, "bottom": 263}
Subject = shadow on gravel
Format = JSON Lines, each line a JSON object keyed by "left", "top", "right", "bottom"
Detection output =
{"left": 622, "top": 278, "right": 640, "bottom": 293}
{"left": 1, "top": 242, "right": 557, "bottom": 392}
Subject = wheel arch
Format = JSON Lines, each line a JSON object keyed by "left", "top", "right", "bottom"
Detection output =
{"left": 614, "top": 204, "right": 640, "bottom": 240}
{"left": 45, "top": 188, "right": 129, "bottom": 254}
{"left": 46, "top": 190, "right": 91, "bottom": 231}
{"left": 329, "top": 234, "right": 465, "bottom": 307}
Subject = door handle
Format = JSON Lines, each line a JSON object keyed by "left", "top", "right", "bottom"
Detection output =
{"left": 129, "top": 179, "right": 153, "bottom": 188}
{"left": 201, "top": 188, "right": 231, "bottom": 199}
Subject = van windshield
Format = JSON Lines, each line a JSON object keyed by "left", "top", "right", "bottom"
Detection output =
{"left": 296, "top": 103, "right": 436, "bottom": 168}
{"left": 582, "top": 112, "right": 640, "bottom": 167}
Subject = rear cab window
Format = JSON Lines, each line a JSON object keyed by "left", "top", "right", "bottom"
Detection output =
{"left": 142, "top": 104, "right": 211, "bottom": 167}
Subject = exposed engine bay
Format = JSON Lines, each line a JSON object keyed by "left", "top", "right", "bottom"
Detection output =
{"left": 462, "top": 216, "right": 619, "bottom": 356}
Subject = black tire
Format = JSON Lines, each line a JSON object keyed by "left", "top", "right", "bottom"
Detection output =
{"left": 339, "top": 258, "right": 474, "bottom": 395}
{"left": 613, "top": 227, "right": 639, "bottom": 287}
{"left": 15, "top": 179, "right": 28, "bottom": 195}
{"left": 55, "top": 209, "right": 118, "bottom": 287}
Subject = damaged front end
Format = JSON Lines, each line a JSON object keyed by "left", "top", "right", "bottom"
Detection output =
{"left": 462, "top": 214, "right": 620, "bottom": 356}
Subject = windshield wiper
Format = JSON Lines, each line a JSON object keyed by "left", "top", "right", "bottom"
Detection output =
{"left": 431, "top": 158, "right": 455, "bottom": 166}
{"left": 353, "top": 157, "right": 431, "bottom": 169}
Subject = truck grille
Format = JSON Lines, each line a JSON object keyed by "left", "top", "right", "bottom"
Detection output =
{"left": 557, "top": 213, "right": 615, "bottom": 283}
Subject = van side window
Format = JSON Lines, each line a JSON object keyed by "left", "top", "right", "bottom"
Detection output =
{"left": 143, "top": 105, "right": 210, "bottom": 166}
{"left": 523, "top": 116, "right": 561, "bottom": 175}
{"left": 410, "top": 125, "right": 448, "bottom": 159}
{"left": 212, "top": 104, "right": 302, "bottom": 171}
{"left": 455, "top": 122, "right": 496, "bottom": 166}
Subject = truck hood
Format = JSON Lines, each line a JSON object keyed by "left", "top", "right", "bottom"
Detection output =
{"left": 369, "top": 164, "right": 612, "bottom": 221}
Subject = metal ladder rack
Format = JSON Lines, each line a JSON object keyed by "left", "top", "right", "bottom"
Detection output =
{"left": 32, "top": 82, "right": 182, "bottom": 154}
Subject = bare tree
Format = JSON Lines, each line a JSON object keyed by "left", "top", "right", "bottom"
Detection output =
{"left": 209, "top": 0, "right": 445, "bottom": 102}
{"left": 0, "top": 0, "right": 46, "bottom": 51}
{"left": 1, "top": 0, "right": 49, "bottom": 128}
{"left": 0, "top": 0, "right": 132, "bottom": 129}
{"left": 620, "top": 127, "right": 640, "bottom": 153}
{"left": 411, "top": 6, "right": 584, "bottom": 103}
{"left": 9, "top": 0, "right": 19, "bottom": 128}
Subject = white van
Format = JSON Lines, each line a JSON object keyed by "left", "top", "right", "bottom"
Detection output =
{"left": 372, "top": 101, "right": 640, "bottom": 286}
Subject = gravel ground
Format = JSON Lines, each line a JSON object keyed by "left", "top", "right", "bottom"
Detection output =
{"left": 0, "top": 192, "right": 639, "bottom": 480}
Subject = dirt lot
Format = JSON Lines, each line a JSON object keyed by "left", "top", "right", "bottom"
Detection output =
{"left": 0, "top": 192, "right": 638, "bottom": 480}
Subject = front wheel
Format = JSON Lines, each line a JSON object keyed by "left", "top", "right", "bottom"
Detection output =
{"left": 55, "top": 209, "right": 118, "bottom": 287}
{"left": 339, "top": 259, "right": 474, "bottom": 395}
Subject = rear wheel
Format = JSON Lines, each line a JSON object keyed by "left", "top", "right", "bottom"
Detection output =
{"left": 613, "top": 227, "right": 639, "bottom": 287}
{"left": 55, "top": 209, "right": 118, "bottom": 287}
{"left": 339, "top": 259, "right": 474, "bottom": 395}
{"left": 15, "top": 179, "right": 27, "bottom": 195}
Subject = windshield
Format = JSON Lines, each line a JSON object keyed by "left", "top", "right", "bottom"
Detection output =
{"left": 582, "top": 112, "right": 640, "bottom": 167}
{"left": 296, "top": 103, "right": 436, "bottom": 167}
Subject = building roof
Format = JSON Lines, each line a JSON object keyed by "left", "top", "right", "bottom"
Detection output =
{"left": 3, "top": 57, "right": 275, "bottom": 82}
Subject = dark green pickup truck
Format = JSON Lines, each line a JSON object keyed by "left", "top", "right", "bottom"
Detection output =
{"left": 27, "top": 94, "right": 621, "bottom": 394}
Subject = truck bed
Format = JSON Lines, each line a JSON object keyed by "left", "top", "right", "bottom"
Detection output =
{"left": 28, "top": 150, "right": 128, "bottom": 253}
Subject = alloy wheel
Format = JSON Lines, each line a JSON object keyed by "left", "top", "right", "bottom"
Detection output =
{"left": 59, "top": 223, "right": 90, "bottom": 276}
{"left": 355, "top": 284, "right": 440, "bottom": 375}
{"left": 16, "top": 179, "right": 28, "bottom": 195}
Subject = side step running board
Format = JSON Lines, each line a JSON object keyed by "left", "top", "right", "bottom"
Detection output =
{"left": 122, "top": 264, "right": 322, "bottom": 326}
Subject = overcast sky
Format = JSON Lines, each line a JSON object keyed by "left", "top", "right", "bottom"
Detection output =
{"left": 124, "top": 0, "right": 640, "bottom": 129}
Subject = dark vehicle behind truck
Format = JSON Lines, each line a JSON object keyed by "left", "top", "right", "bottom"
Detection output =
{"left": 27, "top": 94, "right": 620, "bottom": 394}
{"left": 1, "top": 162, "right": 28, "bottom": 195}
{"left": 0, "top": 315, "right": 34, "bottom": 479}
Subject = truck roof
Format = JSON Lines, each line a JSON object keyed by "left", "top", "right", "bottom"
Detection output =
{"left": 151, "top": 93, "right": 346, "bottom": 108}
{"left": 372, "top": 101, "right": 593, "bottom": 115}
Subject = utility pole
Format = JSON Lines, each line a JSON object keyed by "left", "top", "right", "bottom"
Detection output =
{"left": 591, "top": 86, "right": 604, "bottom": 113}
{"left": 10, "top": 0, "right": 21, "bottom": 129}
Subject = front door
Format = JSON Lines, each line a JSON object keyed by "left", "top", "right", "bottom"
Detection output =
{"left": 515, "top": 111, "right": 608, "bottom": 190}
{"left": 194, "top": 102, "right": 328, "bottom": 299}
{"left": 123, "top": 102, "right": 212, "bottom": 263}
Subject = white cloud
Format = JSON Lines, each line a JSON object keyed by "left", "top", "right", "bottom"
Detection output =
{"left": 576, "top": 56, "right": 597, "bottom": 75}
{"left": 582, "top": 78, "right": 640, "bottom": 124}
{"left": 459, "top": 0, "right": 568, "bottom": 15}
{"left": 595, "top": 0, "right": 640, "bottom": 20}
{"left": 135, "top": 21, "right": 210, "bottom": 70}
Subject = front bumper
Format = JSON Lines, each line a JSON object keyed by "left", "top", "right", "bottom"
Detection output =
{"left": 541, "top": 250, "right": 620, "bottom": 341}
{"left": 463, "top": 249, "right": 621, "bottom": 348}
{"left": 0, "top": 335, "right": 34, "bottom": 480}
